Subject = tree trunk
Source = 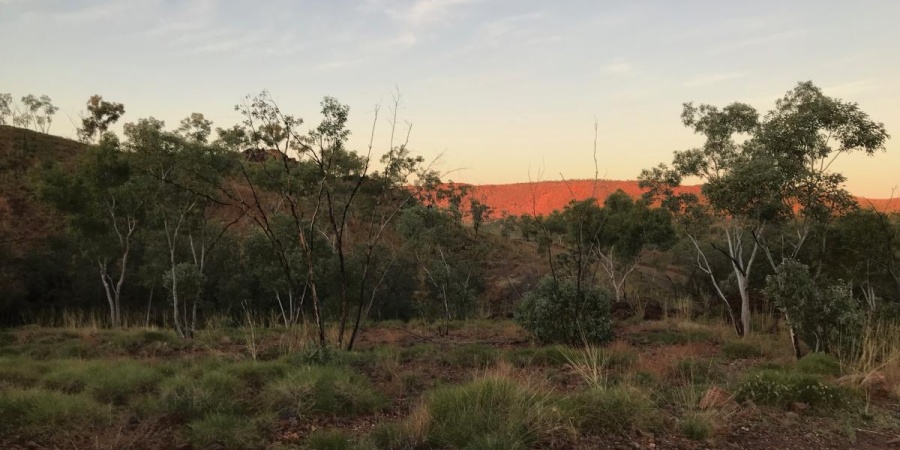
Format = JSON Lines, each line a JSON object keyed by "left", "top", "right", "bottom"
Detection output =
{"left": 736, "top": 272, "right": 751, "bottom": 336}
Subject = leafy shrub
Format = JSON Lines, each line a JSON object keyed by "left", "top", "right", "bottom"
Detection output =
{"left": 515, "top": 276, "right": 612, "bottom": 345}
{"left": 562, "top": 386, "right": 659, "bottom": 433}
{"left": 722, "top": 340, "right": 762, "bottom": 359}
{"left": 186, "top": 413, "right": 264, "bottom": 448}
{"left": 765, "top": 260, "right": 863, "bottom": 354}
{"left": 796, "top": 353, "right": 842, "bottom": 377}
{"left": 734, "top": 369, "right": 848, "bottom": 409}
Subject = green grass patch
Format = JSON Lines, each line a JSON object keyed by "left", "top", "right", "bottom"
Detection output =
{"left": 628, "top": 327, "right": 716, "bottom": 346}
{"left": 562, "top": 386, "right": 660, "bottom": 434}
{"left": 417, "top": 376, "right": 568, "bottom": 449}
{"left": 156, "top": 369, "right": 244, "bottom": 419}
{"left": 42, "top": 360, "right": 164, "bottom": 405}
{"left": 304, "top": 429, "right": 360, "bottom": 449}
{"left": 722, "top": 340, "right": 763, "bottom": 359}
{"left": 0, "top": 357, "right": 48, "bottom": 388}
{"left": 186, "top": 412, "right": 266, "bottom": 448}
{"left": 669, "top": 358, "right": 721, "bottom": 383}
{"left": 397, "top": 344, "right": 436, "bottom": 362}
{"left": 796, "top": 353, "right": 842, "bottom": 377}
{"left": 0, "top": 329, "right": 15, "bottom": 346}
{"left": 438, "top": 344, "right": 499, "bottom": 368}
{"left": 504, "top": 345, "right": 571, "bottom": 367}
{"left": 679, "top": 412, "right": 714, "bottom": 440}
{"left": 263, "top": 366, "right": 386, "bottom": 418}
{"left": 0, "top": 388, "right": 111, "bottom": 436}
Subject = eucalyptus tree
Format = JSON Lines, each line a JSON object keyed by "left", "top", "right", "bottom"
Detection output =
{"left": 563, "top": 190, "right": 675, "bottom": 302}
{"left": 217, "top": 91, "right": 430, "bottom": 349}
{"left": 0, "top": 93, "right": 12, "bottom": 125}
{"left": 125, "top": 117, "right": 237, "bottom": 338}
{"left": 36, "top": 134, "right": 143, "bottom": 327}
{"left": 640, "top": 81, "right": 888, "bottom": 337}
{"left": 79, "top": 95, "right": 125, "bottom": 143}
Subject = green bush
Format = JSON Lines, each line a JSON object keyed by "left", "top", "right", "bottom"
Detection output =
{"left": 186, "top": 412, "right": 264, "bottom": 448}
{"left": 263, "top": 366, "right": 386, "bottom": 418}
{"left": 515, "top": 276, "right": 612, "bottom": 345}
{"left": 734, "top": 369, "right": 848, "bottom": 409}
{"left": 722, "top": 340, "right": 763, "bottom": 359}
{"left": 561, "top": 386, "right": 659, "bottom": 434}
{"left": 765, "top": 260, "right": 863, "bottom": 354}
{"left": 796, "top": 353, "right": 842, "bottom": 377}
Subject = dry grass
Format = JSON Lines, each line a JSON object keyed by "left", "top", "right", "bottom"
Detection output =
{"left": 838, "top": 320, "right": 900, "bottom": 397}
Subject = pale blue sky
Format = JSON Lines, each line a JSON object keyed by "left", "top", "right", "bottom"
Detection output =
{"left": 3, "top": 0, "right": 899, "bottom": 197}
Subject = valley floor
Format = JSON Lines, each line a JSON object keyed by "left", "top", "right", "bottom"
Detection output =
{"left": 1, "top": 318, "right": 899, "bottom": 449}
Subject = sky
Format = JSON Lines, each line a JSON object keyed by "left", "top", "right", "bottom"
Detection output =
{"left": 2, "top": 0, "right": 899, "bottom": 198}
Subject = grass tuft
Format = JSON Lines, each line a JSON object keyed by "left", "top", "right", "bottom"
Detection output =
{"left": 186, "top": 412, "right": 264, "bottom": 448}
{"left": 562, "top": 385, "right": 660, "bottom": 434}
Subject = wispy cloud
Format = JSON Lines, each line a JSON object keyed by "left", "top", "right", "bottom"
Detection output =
{"left": 314, "top": 56, "right": 370, "bottom": 71}
{"left": 367, "top": 0, "right": 476, "bottom": 27}
{"left": 683, "top": 72, "right": 745, "bottom": 87}
{"left": 825, "top": 79, "right": 884, "bottom": 97}
{"left": 481, "top": 12, "right": 544, "bottom": 41}
{"left": 710, "top": 30, "right": 807, "bottom": 55}
{"left": 186, "top": 35, "right": 262, "bottom": 54}
{"left": 602, "top": 62, "right": 634, "bottom": 75}
{"left": 50, "top": 0, "right": 139, "bottom": 24}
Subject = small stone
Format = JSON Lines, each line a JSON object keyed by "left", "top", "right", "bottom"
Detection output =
{"left": 785, "top": 411, "right": 799, "bottom": 419}
{"left": 790, "top": 401, "right": 809, "bottom": 412}
{"left": 804, "top": 432, "right": 815, "bottom": 439}
{"left": 700, "top": 387, "right": 737, "bottom": 410}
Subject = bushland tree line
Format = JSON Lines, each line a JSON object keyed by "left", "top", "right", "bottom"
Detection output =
{"left": 2, "top": 81, "right": 898, "bottom": 359}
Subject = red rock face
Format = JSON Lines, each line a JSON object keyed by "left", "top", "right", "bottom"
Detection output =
{"left": 459, "top": 179, "right": 899, "bottom": 218}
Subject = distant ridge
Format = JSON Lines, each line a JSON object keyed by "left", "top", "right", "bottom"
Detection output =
{"left": 461, "top": 179, "right": 899, "bottom": 218}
